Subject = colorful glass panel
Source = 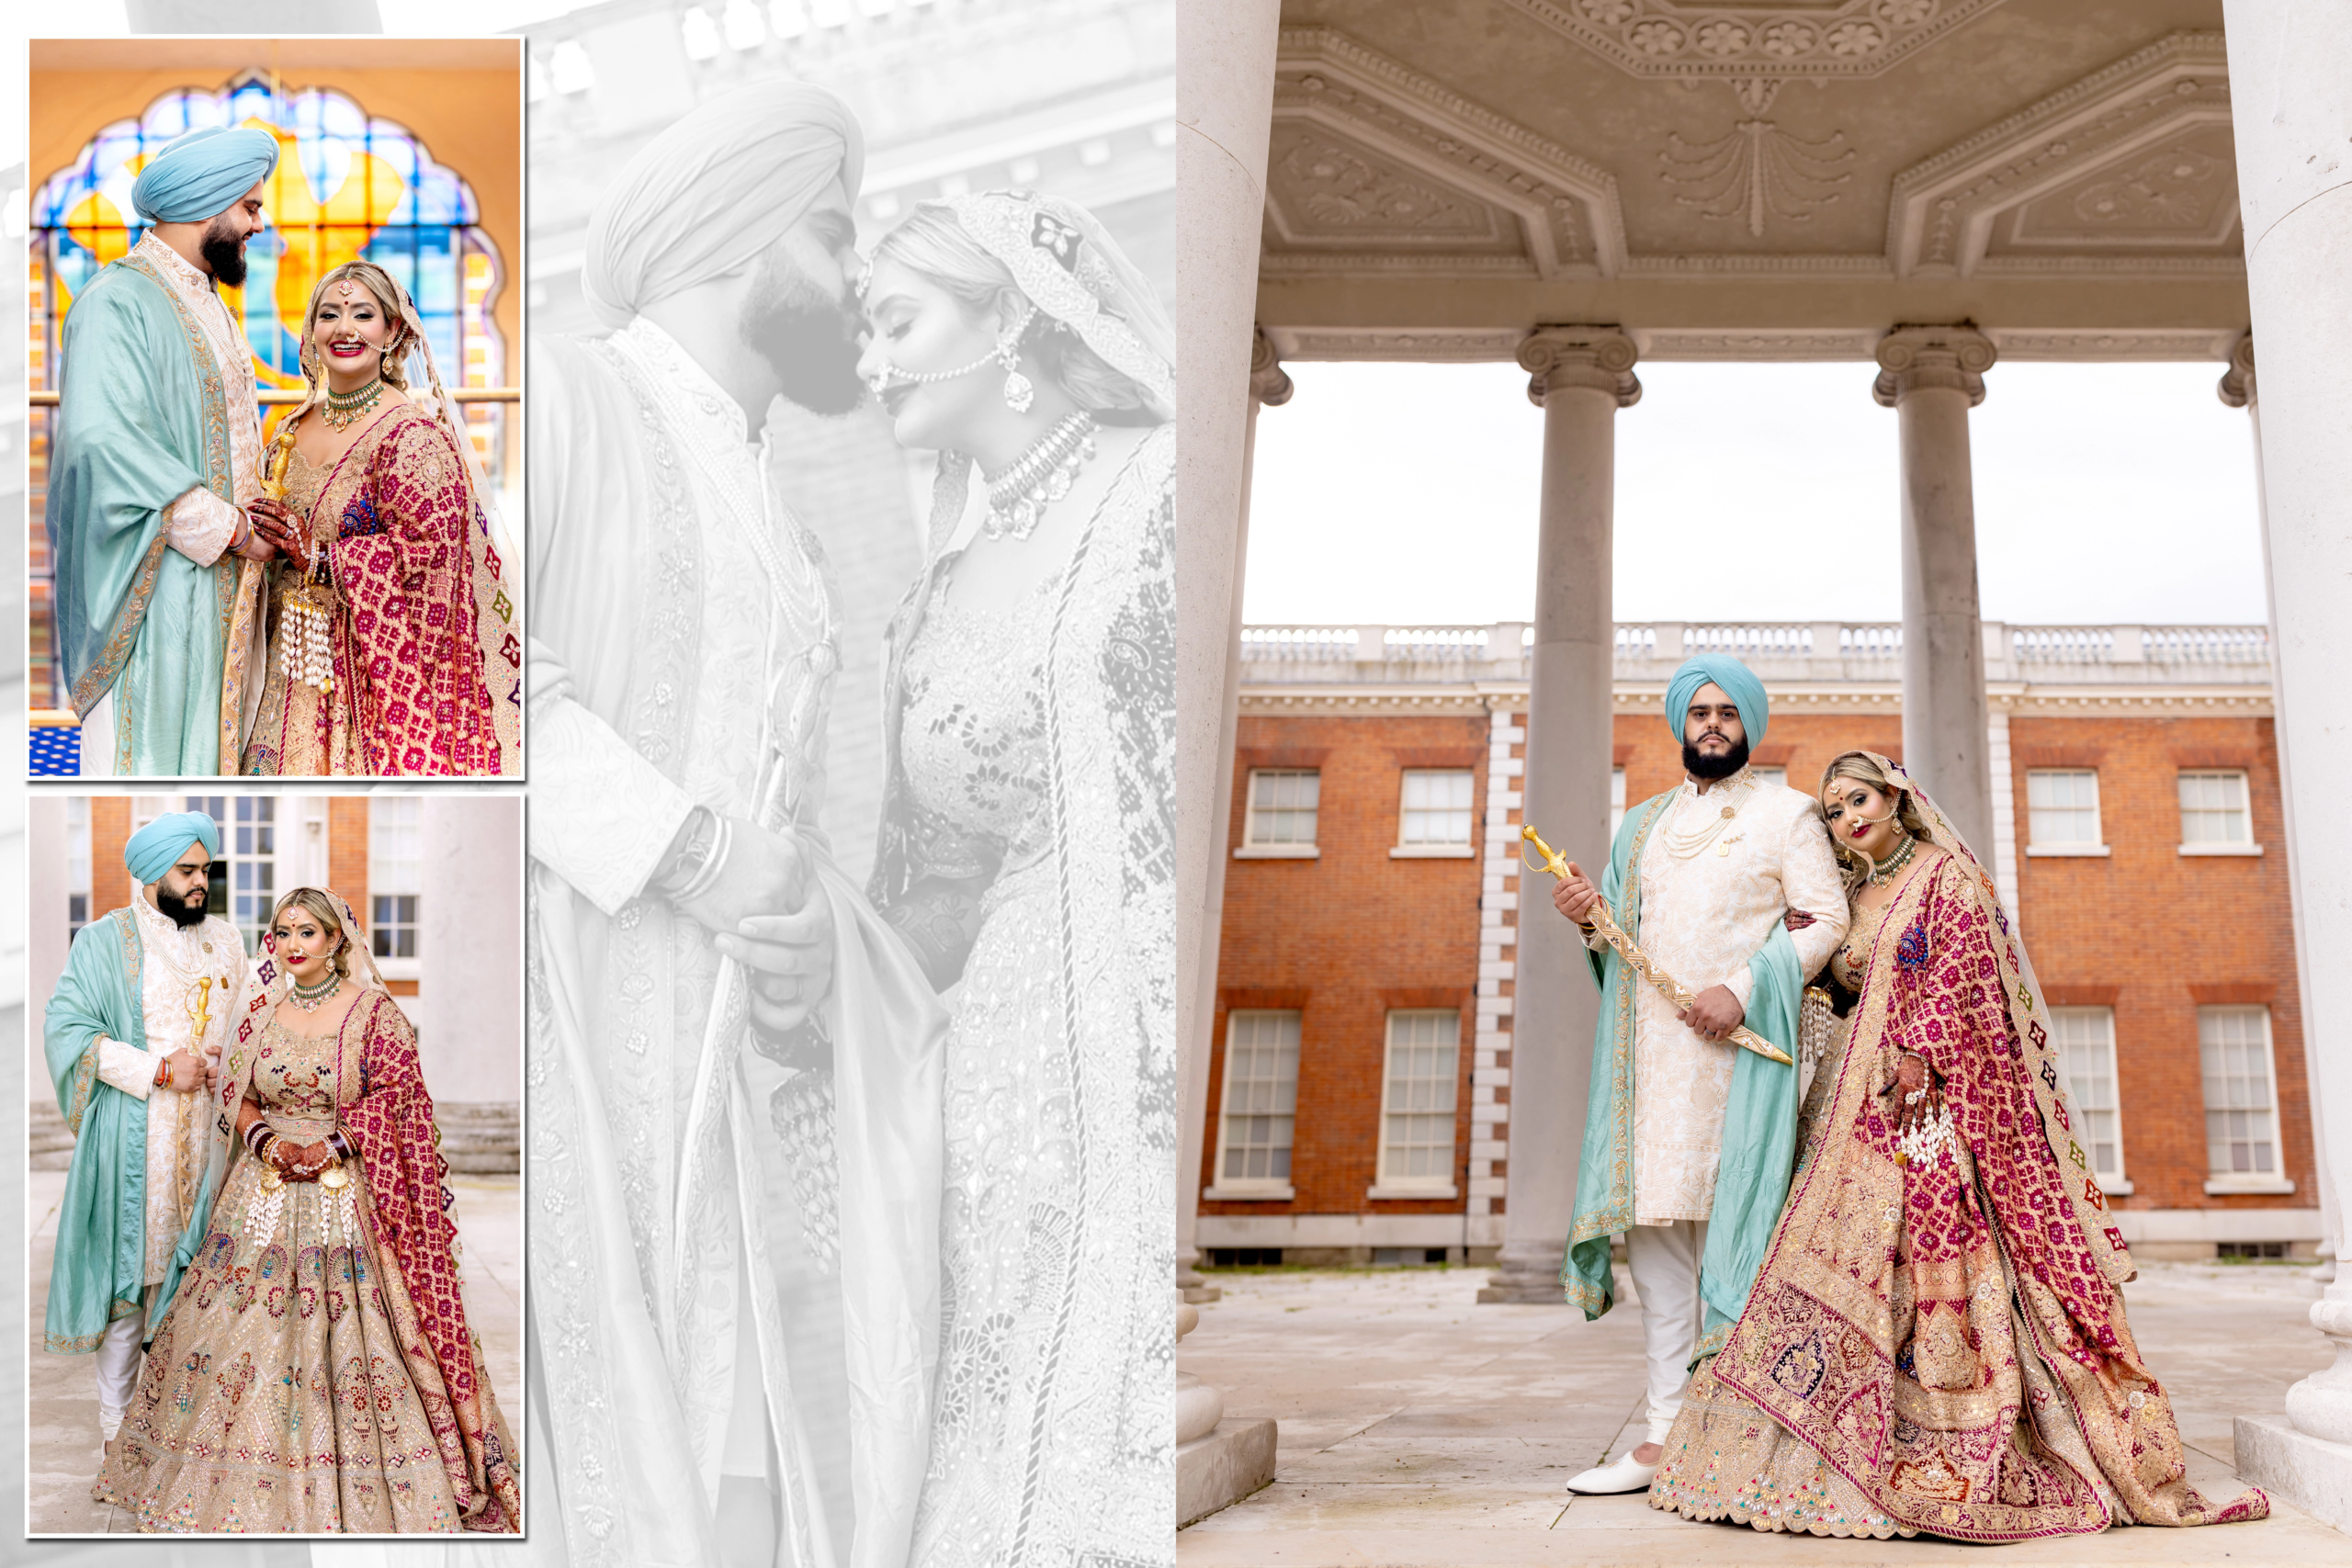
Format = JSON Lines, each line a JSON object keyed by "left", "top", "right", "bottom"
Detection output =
{"left": 28, "top": 70, "right": 507, "bottom": 709}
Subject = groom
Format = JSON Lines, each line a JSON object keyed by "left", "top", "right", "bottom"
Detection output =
{"left": 1548, "top": 654, "right": 1847, "bottom": 1494}
{"left": 44, "top": 812, "right": 254, "bottom": 1457}
{"left": 527, "top": 81, "right": 945, "bottom": 1568}
{"left": 46, "top": 125, "right": 294, "bottom": 776}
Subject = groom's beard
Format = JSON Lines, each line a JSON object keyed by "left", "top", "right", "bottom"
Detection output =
{"left": 743, "top": 249, "right": 865, "bottom": 416}
{"left": 1683, "top": 735, "right": 1750, "bottom": 781}
{"left": 156, "top": 884, "right": 209, "bottom": 928}
{"left": 200, "top": 218, "right": 251, "bottom": 288}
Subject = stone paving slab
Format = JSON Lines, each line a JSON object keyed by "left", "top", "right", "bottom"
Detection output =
{"left": 24, "top": 1168, "right": 523, "bottom": 1536}
{"left": 1178, "top": 1263, "right": 2344, "bottom": 1564}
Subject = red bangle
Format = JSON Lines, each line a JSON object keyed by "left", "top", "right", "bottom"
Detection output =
{"left": 153, "top": 1055, "right": 170, "bottom": 1088}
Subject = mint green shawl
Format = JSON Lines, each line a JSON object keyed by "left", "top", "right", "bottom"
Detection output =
{"left": 46, "top": 251, "right": 241, "bottom": 773}
{"left": 1561, "top": 790, "right": 1804, "bottom": 1360}
{"left": 43, "top": 908, "right": 219, "bottom": 1352}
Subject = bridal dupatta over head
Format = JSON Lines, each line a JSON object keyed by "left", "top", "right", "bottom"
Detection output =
{"left": 198, "top": 895, "right": 522, "bottom": 1529}
{"left": 1701, "top": 756, "right": 2266, "bottom": 1540}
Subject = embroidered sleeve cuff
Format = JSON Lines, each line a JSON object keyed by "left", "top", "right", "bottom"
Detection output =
{"left": 95, "top": 1036, "right": 158, "bottom": 1101}
{"left": 1724, "top": 966, "right": 1756, "bottom": 1011}
{"left": 163, "top": 484, "right": 242, "bottom": 567}
{"left": 525, "top": 695, "right": 697, "bottom": 916}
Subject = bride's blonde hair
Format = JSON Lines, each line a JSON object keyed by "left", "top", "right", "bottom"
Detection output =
{"left": 1817, "top": 750, "right": 1936, "bottom": 894}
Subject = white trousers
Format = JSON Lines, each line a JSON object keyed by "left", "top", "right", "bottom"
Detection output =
{"left": 96, "top": 1311, "right": 143, "bottom": 1439}
{"left": 1623, "top": 1219, "right": 1709, "bottom": 1447}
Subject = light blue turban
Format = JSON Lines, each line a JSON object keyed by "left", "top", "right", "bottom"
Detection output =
{"left": 1666, "top": 654, "right": 1770, "bottom": 748}
{"left": 126, "top": 811, "right": 221, "bottom": 886}
{"left": 130, "top": 125, "right": 280, "bottom": 224}
{"left": 582, "top": 80, "right": 864, "bottom": 329}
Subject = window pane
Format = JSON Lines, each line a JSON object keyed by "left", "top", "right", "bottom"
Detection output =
{"left": 2028, "top": 770, "right": 2100, "bottom": 845}
{"left": 1249, "top": 770, "right": 1319, "bottom": 846}
{"left": 1380, "top": 1010, "right": 1458, "bottom": 1184}
{"left": 1220, "top": 1011, "right": 1301, "bottom": 1183}
{"left": 1611, "top": 768, "right": 1626, "bottom": 835}
{"left": 2200, "top": 1006, "right": 2277, "bottom": 1176}
{"left": 2178, "top": 771, "right": 2250, "bottom": 846}
{"left": 2052, "top": 1008, "right": 2121, "bottom": 1181}
{"left": 1399, "top": 770, "right": 1474, "bottom": 845}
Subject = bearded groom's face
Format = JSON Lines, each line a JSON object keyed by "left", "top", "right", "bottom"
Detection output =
{"left": 153, "top": 846, "right": 213, "bottom": 929}
{"left": 200, "top": 182, "right": 269, "bottom": 288}
{"left": 740, "top": 180, "right": 867, "bottom": 416}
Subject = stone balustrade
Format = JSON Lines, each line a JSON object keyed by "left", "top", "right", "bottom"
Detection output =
{"left": 1238, "top": 622, "right": 2272, "bottom": 686}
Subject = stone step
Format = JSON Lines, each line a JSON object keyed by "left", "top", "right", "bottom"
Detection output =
{"left": 29, "top": 1101, "right": 72, "bottom": 1171}
{"left": 27, "top": 1100, "right": 519, "bottom": 1176}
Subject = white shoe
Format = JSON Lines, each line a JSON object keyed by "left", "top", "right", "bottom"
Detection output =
{"left": 1565, "top": 1450, "right": 1658, "bottom": 1495}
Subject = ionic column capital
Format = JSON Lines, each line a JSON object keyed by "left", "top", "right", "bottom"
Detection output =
{"left": 1249, "top": 325, "right": 1294, "bottom": 408}
{"left": 1872, "top": 323, "right": 1996, "bottom": 409}
{"left": 2218, "top": 331, "right": 2256, "bottom": 410}
{"left": 1519, "top": 325, "right": 1641, "bottom": 410}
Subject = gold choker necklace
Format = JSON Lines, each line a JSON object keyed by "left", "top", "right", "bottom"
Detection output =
{"left": 1864, "top": 832, "right": 1919, "bottom": 886}
{"left": 981, "top": 412, "right": 1097, "bottom": 541}
{"left": 322, "top": 377, "right": 385, "bottom": 431}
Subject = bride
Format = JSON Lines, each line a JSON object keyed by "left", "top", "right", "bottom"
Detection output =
{"left": 237, "top": 261, "right": 520, "bottom": 775}
{"left": 95, "top": 888, "right": 521, "bottom": 1532}
{"left": 1648, "top": 752, "right": 2269, "bottom": 1540}
{"left": 856, "top": 189, "right": 1174, "bottom": 1566}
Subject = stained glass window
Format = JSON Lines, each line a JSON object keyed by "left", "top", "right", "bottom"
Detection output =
{"left": 28, "top": 70, "right": 507, "bottom": 711}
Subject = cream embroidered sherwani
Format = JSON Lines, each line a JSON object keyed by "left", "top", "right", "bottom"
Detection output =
{"left": 80, "top": 233, "right": 266, "bottom": 776}
{"left": 91, "top": 898, "right": 254, "bottom": 1312}
{"left": 1598, "top": 768, "right": 1846, "bottom": 1224}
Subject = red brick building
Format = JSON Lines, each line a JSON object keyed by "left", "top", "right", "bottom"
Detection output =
{"left": 1199, "top": 623, "right": 2314, "bottom": 1266}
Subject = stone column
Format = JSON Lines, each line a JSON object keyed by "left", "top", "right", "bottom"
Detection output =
{"left": 415, "top": 796, "right": 523, "bottom": 1106}
{"left": 1177, "top": 330, "right": 1292, "bottom": 1304}
{"left": 2222, "top": 2, "right": 2352, "bottom": 1528}
{"left": 1481, "top": 327, "right": 1638, "bottom": 1303}
{"left": 1874, "top": 325, "right": 1997, "bottom": 853}
{"left": 2221, "top": 333, "right": 2337, "bottom": 1291}
{"left": 1174, "top": 0, "right": 1281, "bottom": 1291}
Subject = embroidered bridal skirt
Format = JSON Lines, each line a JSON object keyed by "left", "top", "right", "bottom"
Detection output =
{"left": 95, "top": 1142, "right": 472, "bottom": 1531}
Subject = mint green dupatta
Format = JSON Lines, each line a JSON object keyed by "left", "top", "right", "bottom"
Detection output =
{"left": 44, "top": 911, "right": 151, "bottom": 1353}
{"left": 1560, "top": 792, "right": 1804, "bottom": 1359}
{"left": 46, "top": 253, "right": 244, "bottom": 774}
{"left": 43, "top": 908, "right": 224, "bottom": 1352}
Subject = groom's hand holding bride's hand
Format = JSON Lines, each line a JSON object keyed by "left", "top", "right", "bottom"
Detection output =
{"left": 729, "top": 905, "right": 835, "bottom": 1035}
{"left": 235, "top": 498, "right": 299, "bottom": 563}
{"left": 672, "top": 816, "right": 837, "bottom": 1033}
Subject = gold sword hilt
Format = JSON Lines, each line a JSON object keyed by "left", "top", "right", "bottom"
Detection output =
{"left": 1519, "top": 823, "right": 1793, "bottom": 1066}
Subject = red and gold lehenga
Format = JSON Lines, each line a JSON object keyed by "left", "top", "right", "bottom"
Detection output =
{"left": 240, "top": 400, "right": 520, "bottom": 777}
{"left": 95, "top": 915, "right": 520, "bottom": 1534}
{"left": 1650, "top": 754, "right": 2268, "bottom": 1542}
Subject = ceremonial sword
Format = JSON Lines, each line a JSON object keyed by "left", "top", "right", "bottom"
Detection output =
{"left": 1521, "top": 823, "right": 1793, "bottom": 1066}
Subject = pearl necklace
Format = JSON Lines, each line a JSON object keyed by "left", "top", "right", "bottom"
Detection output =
{"left": 322, "top": 376, "right": 385, "bottom": 431}
{"left": 1864, "top": 832, "right": 1919, "bottom": 886}
{"left": 288, "top": 972, "right": 340, "bottom": 1011}
{"left": 981, "top": 412, "right": 1097, "bottom": 541}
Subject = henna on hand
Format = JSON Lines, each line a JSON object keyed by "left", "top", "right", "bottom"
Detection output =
{"left": 1886, "top": 1052, "right": 1943, "bottom": 1138}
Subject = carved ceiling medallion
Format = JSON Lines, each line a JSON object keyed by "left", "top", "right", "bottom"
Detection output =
{"left": 1267, "top": 28, "right": 1628, "bottom": 277}
{"left": 1506, "top": 0, "right": 2010, "bottom": 79}
{"left": 1889, "top": 31, "right": 2238, "bottom": 276}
